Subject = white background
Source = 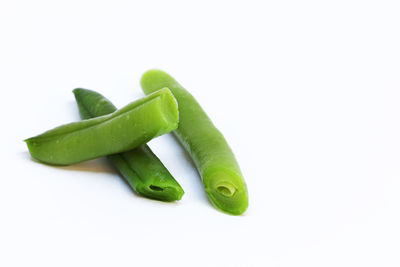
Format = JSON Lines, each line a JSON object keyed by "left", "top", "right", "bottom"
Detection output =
{"left": 0, "top": 1, "right": 399, "bottom": 266}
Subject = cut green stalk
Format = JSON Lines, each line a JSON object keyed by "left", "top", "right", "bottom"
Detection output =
{"left": 140, "top": 70, "right": 248, "bottom": 215}
{"left": 25, "top": 88, "right": 179, "bottom": 165}
{"left": 73, "top": 88, "right": 184, "bottom": 201}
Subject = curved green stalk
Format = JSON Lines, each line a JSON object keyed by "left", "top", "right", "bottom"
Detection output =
{"left": 140, "top": 70, "right": 248, "bottom": 215}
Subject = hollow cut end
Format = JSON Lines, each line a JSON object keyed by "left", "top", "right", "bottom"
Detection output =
{"left": 203, "top": 171, "right": 248, "bottom": 216}
{"left": 149, "top": 185, "right": 164, "bottom": 191}
{"left": 138, "top": 182, "right": 184, "bottom": 202}
{"left": 158, "top": 87, "right": 179, "bottom": 130}
{"left": 216, "top": 182, "right": 237, "bottom": 197}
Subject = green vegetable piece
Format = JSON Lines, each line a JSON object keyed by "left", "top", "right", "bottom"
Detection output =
{"left": 73, "top": 88, "right": 184, "bottom": 201}
{"left": 25, "top": 88, "right": 179, "bottom": 166}
{"left": 140, "top": 70, "right": 248, "bottom": 215}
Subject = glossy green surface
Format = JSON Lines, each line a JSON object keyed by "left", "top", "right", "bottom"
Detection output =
{"left": 73, "top": 88, "right": 183, "bottom": 201}
{"left": 140, "top": 70, "right": 248, "bottom": 215}
{"left": 25, "top": 88, "right": 179, "bottom": 165}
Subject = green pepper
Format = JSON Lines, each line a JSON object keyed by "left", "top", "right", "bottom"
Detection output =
{"left": 140, "top": 70, "right": 248, "bottom": 215}
{"left": 25, "top": 88, "right": 179, "bottom": 166}
{"left": 73, "top": 88, "right": 184, "bottom": 201}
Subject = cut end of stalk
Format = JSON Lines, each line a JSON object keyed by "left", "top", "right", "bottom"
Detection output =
{"left": 139, "top": 183, "right": 184, "bottom": 202}
{"left": 204, "top": 171, "right": 248, "bottom": 215}
{"left": 158, "top": 87, "right": 179, "bottom": 130}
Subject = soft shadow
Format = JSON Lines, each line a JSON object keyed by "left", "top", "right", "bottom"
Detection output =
{"left": 169, "top": 134, "right": 209, "bottom": 202}
{"left": 22, "top": 150, "right": 182, "bottom": 204}
{"left": 21, "top": 151, "right": 114, "bottom": 174}
{"left": 57, "top": 157, "right": 115, "bottom": 173}
{"left": 170, "top": 134, "right": 198, "bottom": 172}
{"left": 67, "top": 100, "right": 84, "bottom": 121}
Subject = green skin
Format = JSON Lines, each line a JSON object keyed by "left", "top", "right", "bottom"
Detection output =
{"left": 25, "top": 88, "right": 179, "bottom": 166}
{"left": 140, "top": 70, "right": 248, "bottom": 215}
{"left": 73, "top": 88, "right": 184, "bottom": 201}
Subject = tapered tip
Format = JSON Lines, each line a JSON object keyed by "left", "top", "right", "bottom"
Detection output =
{"left": 140, "top": 69, "right": 177, "bottom": 95}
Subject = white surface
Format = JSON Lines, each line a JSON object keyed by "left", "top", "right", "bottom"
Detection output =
{"left": 1, "top": 1, "right": 399, "bottom": 266}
